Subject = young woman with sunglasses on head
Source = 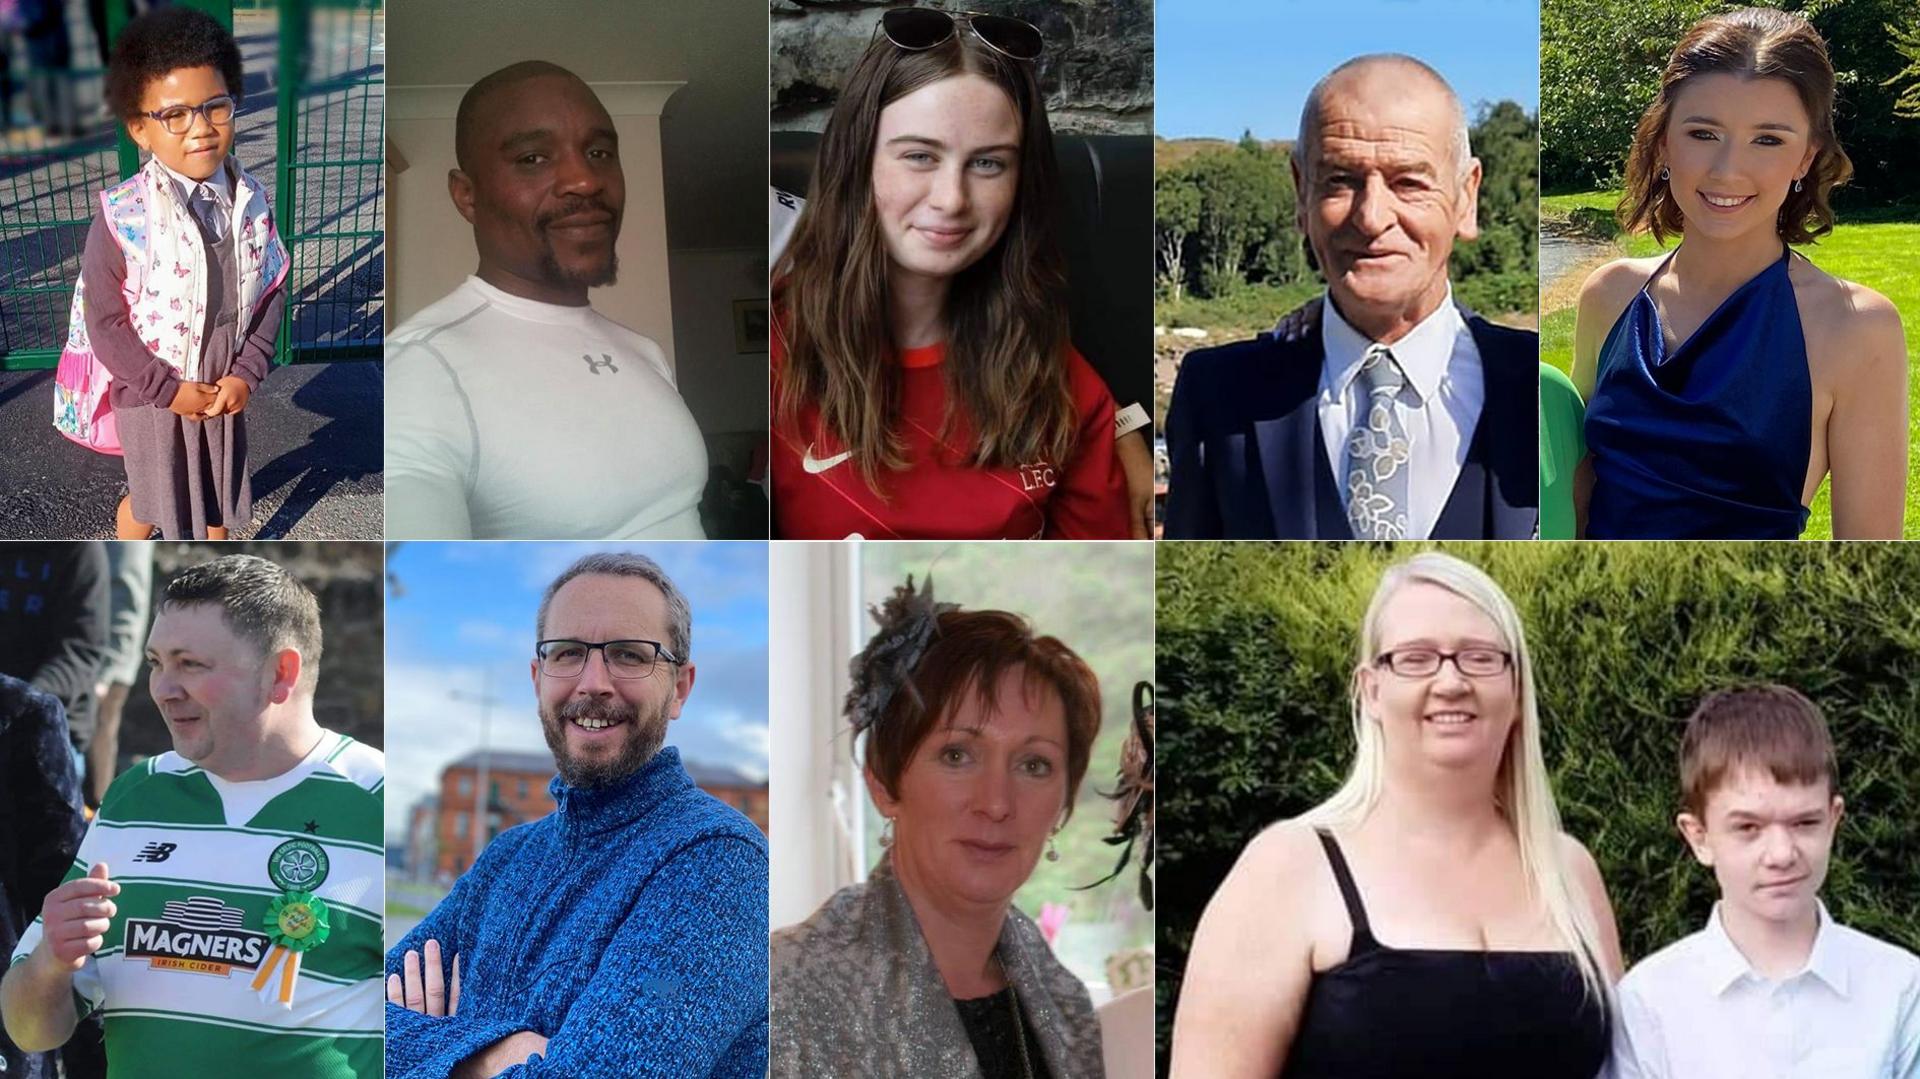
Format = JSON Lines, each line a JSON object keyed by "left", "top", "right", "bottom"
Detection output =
{"left": 1172, "top": 553, "right": 1622, "bottom": 1078}
{"left": 1572, "top": 8, "right": 1908, "bottom": 539}
{"left": 771, "top": 8, "right": 1135, "bottom": 540}
{"left": 56, "top": 8, "right": 287, "bottom": 540}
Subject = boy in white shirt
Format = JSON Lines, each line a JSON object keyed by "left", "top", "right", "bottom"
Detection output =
{"left": 1611, "top": 685, "right": 1920, "bottom": 1078}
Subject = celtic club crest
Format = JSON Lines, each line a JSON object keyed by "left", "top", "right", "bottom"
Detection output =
{"left": 267, "top": 838, "right": 330, "bottom": 892}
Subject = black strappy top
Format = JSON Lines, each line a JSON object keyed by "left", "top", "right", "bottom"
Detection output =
{"left": 1280, "top": 829, "right": 1609, "bottom": 1078}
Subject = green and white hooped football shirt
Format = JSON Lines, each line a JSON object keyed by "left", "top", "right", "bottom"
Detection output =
{"left": 9, "top": 730, "right": 383, "bottom": 1078}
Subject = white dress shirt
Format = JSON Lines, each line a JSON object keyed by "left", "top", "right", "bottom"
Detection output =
{"left": 1611, "top": 902, "right": 1920, "bottom": 1079}
{"left": 1311, "top": 288, "right": 1483, "bottom": 539}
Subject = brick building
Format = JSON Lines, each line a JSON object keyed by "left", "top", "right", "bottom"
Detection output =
{"left": 426, "top": 749, "right": 767, "bottom": 879}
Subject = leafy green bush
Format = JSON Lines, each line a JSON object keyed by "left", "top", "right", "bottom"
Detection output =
{"left": 1157, "top": 542, "right": 1920, "bottom": 1059}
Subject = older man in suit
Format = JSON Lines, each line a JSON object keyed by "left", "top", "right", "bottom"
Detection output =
{"left": 1165, "top": 54, "right": 1537, "bottom": 540}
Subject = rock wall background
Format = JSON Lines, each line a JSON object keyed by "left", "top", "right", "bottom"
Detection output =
{"left": 771, "top": 0, "right": 1152, "bottom": 135}
{"left": 119, "top": 542, "right": 384, "bottom": 766}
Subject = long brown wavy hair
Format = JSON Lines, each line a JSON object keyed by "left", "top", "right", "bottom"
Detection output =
{"left": 1618, "top": 6, "right": 1852, "bottom": 246}
{"left": 774, "top": 24, "right": 1074, "bottom": 493}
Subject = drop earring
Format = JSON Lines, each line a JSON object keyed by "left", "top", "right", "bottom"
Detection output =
{"left": 1659, "top": 165, "right": 1669, "bottom": 181}
{"left": 879, "top": 818, "right": 895, "bottom": 848}
{"left": 1794, "top": 177, "right": 1804, "bottom": 193}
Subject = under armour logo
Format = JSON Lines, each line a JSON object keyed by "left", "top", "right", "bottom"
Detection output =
{"left": 134, "top": 842, "right": 178, "bottom": 863}
{"left": 582, "top": 354, "right": 618, "bottom": 375}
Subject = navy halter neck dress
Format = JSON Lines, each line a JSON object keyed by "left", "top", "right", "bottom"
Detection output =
{"left": 1585, "top": 247, "right": 1812, "bottom": 539}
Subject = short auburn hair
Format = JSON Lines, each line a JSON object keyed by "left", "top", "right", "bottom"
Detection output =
{"left": 1679, "top": 684, "right": 1838, "bottom": 818}
{"left": 1618, "top": 7, "right": 1851, "bottom": 246}
{"left": 863, "top": 609, "right": 1101, "bottom": 814}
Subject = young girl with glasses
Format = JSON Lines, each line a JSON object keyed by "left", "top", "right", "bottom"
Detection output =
{"left": 55, "top": 7, "right": 287, "bottom": 539}
{"left": 770, "top": 9, "right": 1134, "bottom": 540}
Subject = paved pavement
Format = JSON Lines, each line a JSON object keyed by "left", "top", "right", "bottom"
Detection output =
{"left": 385, "top": 876, "right": 449, "bottom": 951}
{"left": 0, "top": 360, "right": 383, "bottom": 538}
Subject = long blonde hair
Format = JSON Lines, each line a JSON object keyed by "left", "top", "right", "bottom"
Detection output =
{"left": 1300, "top": 552, "right": 1609, "bottom": 1004}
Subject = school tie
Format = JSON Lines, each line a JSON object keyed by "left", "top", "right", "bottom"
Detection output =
{"left": 1344, "top": 344, "right": 1413, "bottom": 540}
{"left": 189, "top": 184, "right": 227, "bottom": 243}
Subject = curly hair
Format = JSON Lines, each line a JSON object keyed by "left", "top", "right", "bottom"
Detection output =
{"left": 105, "top": 8, "right": 244, "bottom": 121}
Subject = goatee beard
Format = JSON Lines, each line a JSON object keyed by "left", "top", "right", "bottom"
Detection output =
{"left": 540, "top": 694, "right": 666, "bottom": 789}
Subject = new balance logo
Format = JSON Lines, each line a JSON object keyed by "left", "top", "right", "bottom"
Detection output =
{"left": 582, "top": 353, "right": 618, "bottom": 375}
{"left": 134, "top": 842, "right": 177, "bottom": 863}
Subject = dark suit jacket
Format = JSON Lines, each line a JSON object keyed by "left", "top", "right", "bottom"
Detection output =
{"left": 0, "top": 675, "right": 84, "bottom": 1079}
{"left": 1164, "top": 297, "right": 1538, "bottom": 539}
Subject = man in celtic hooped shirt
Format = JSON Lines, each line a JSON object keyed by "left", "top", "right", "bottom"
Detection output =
{"left": 2, "top": 555, "right": 383, "bottom": 1078}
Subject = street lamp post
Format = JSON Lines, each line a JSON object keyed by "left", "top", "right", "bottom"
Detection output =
{"left": 449, "top": 672, "right": 503, "bottom": 874}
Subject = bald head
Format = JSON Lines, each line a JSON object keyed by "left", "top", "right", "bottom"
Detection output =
{"left": 447, "top": 59, "right": 625, "bottom": 306}
{"left": 1294, "top": 54, "right": 1472, "bottom": 183}
{"left": 455, "top": 60, "right": 592, "bottom": 173}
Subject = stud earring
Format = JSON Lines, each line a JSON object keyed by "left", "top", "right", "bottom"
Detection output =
{"left": 879, "top": 818, "right": 895, "bottom": 848}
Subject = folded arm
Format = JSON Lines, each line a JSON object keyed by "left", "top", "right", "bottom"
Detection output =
{"left": 491, "top": 836, "right": 769, "bottom": 1078}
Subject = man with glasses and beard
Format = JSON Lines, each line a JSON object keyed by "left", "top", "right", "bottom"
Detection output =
{"left": 383, "top": 553, "right": 769, "bottom": 1079}
{"left": 385, "top": 61, "right": 710, "bottom": 541}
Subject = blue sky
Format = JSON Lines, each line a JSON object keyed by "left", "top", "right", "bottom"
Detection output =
{"left": 1155, "top": 0, "right": 1540, "bottom": 140}
{"left": 382, "top": 542, "right": 768, "bottom": 840}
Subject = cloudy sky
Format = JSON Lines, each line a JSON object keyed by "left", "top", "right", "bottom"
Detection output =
{"left": 383, "top": 542, "right": 769, "bottom": 842}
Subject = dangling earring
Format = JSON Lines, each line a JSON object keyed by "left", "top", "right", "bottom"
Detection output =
{"left": 1045, "top": 829, "right": 1061, "bottom": 862}
{"left": 879, "top": 818, "right": 895, "bottom": 848}
{"left": 1658, "top": 165, "right": 1670, "bottom": 181}
{"left": 1794, "top": 177, "right": 1804, "bottom": 193}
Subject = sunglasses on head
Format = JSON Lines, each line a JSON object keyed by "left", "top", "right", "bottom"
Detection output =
{"left": 879, "top": 8, "right": 1045, "bottom": 62}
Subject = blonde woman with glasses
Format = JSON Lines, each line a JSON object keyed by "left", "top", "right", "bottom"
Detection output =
{"left": 1171, "top": 552, "right": 1622, "bottom": 1078}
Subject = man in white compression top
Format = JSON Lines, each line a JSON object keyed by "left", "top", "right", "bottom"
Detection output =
{"left": 386, "top": 61, "right": 707, "bottom": 540}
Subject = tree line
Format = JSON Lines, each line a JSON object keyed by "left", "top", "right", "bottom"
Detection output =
{"left": 1155, "top": 101, "right": 1540, "bottom": 317}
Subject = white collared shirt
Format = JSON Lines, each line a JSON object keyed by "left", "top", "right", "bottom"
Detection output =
{"left": 1310, "top": 288, "right": 1483, "bottom": 539}
{"left": 1610, "top": 902, "right": 1920, "bottom": 1079}
{"left": 155, "top": 155, "right": 233, "bottom": 215}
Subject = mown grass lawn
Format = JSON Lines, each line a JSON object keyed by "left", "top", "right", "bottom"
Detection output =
{"left": 1540, "top": 190, "right": 1920, "bottom": 540}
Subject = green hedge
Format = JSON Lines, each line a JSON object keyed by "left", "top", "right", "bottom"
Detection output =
{"left": 1156, "top": 542, "right": 1920, "bottom": 1060}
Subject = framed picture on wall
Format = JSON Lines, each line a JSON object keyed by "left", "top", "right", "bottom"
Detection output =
{"left": 734, "top": 299, "right": 769, "bottom": 354}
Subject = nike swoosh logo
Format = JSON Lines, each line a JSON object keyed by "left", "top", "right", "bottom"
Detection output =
{"left": 802, "top": 445, "right": 853, "bottom": 474}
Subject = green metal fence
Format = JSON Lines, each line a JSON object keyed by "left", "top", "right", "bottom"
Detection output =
{"left": 0, "top": 0, "right": 383, "bottom": 370}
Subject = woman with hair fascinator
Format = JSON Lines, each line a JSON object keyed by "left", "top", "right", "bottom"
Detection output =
{"left": 771, "top": 577, "right": 1110, "bottom": 1077}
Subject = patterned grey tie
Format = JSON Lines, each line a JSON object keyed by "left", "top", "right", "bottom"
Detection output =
{"left": 190, "top": 185, "right": 227, "bottom": 243}
{"left": 1344, "top": 344, "right": 1413, "bottom": 540}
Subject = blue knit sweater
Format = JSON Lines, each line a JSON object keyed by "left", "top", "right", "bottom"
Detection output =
{"left": 383, "top": 747, "right": 769, "bottom": 1078}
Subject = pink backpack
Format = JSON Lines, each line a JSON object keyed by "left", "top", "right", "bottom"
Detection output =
{"left": 52, "top": 182, "right": 138, "bottom": 457}
{"left": 52, "top": 312, "right": 122, "bottom": 456}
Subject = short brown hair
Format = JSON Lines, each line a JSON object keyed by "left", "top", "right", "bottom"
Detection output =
{"left": 1618, "top": 7, "right": 1852, "bottom": 246}
{"left": 1680, "top": 685, "right": 1838, "bottom": 817}
{"left": 162, "top": 555, "right": 323, "bottom": 691}
{"left": 863, "top": 610, "right": 1101, "bottom": 814}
